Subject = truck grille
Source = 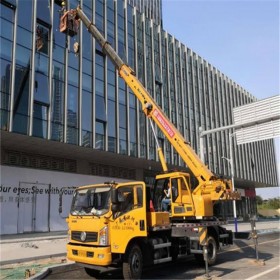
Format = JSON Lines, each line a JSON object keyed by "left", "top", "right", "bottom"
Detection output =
{"left": 71, "top": 231, "right": 98, "bottom": 242}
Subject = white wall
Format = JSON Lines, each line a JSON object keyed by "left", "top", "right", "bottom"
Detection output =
{"left": 0, "top": 165, "right": 126, "bottom": 235}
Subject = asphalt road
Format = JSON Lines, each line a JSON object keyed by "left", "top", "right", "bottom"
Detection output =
{"left": 43, "top": 232, "right": 280, "bottom": 280}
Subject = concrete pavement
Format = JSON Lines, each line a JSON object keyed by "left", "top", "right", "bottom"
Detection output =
{"left": 0, "top": 231, "right": 67, "bottom": 266}
{"left": 0, "top": 220, "right": 279, "bottom": 266}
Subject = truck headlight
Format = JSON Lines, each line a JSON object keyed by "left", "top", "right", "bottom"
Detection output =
{"left": 99, "top": 226, "right": 108, "bottom": 246}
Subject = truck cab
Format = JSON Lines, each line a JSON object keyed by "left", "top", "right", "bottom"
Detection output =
{"left": 152, "top": 172, "right": 194, "bottom": 217}
{"left": 66, "top": 182, "right": 149, "bottom": 271}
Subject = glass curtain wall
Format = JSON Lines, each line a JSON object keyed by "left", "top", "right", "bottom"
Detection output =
{"left": 127, "top": 4, "right": 137, "bottom": 157}
{"left": 95, "top": 0, "right": 106, "bottom": 150}
{"left": 107, "top": 0, "right": 117, "bottom": 153}
{"left": 136, "top": 12, "right": 146, "bottom": 158}
{"left": 117, "top": 0, "right": 127, "bottom": 155}
{"left": 0, "top": 2, "right": 15, "bottom": 132}
{"left": 0, "top": 0, "right": 278, "bottom": 187}
{"left": 145, "top": 19, "right": 155, "bottom": 161}
{"left": 81, "top": 1, "right": 93, "bottom": 148}
{"left": 51, "top": 0, "right": 66, "bottom": 142}
{"left": 12, "top": 0, "right": 33, "bottom": 135}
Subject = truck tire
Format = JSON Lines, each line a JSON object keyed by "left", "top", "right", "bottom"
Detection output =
{"left": 194, "top": 236, "right": 217, "bottom": 266}
{"left": 123, "top": 244, "right": 143, "bottom": 279}
{"left": 84, "top": 267, "right": 100, "bottom": 278}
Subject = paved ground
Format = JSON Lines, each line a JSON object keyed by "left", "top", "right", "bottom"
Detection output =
{"left": 0, "top": 220, "right": 279, "bottom": 279}
{"left": 39, "top": 232, "right": 280, "bottom": 280}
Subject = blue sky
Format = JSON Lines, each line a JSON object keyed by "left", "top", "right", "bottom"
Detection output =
{"left": 162, "top": 0, "right": 279, "bottom": 199}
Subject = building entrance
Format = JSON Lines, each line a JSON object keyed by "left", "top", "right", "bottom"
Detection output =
{"left": 17, "top": 182, "right": 50, "bottom": 233}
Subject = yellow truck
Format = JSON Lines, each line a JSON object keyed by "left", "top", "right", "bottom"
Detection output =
{"left": 59, "top": 5, "right": 239, "bottom": 279}
{"left": 65, "top": 174, "right": 234, "bottom": 279}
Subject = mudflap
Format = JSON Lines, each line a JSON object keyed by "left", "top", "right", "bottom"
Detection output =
{"left": 227, "top": 230, "right": 234, "bottom": 244}
{"left": 234, "top": 231, "right": 251, "bottom": 240}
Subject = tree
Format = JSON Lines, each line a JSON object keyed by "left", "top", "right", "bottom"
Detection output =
{"left": 267, "top": 197, "right": 280, "bottom": 209}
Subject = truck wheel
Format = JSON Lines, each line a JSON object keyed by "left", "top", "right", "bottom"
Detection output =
{"left": 123, "top": 244, "right": 143, "bottom": 279}
{"left": 194, "top": 236, "right": 217, "bottom": 266}
{"left": 206, "top": 236, "right": 217, "bottom": 265}
{"left": 84, "top": 267, "right": 100, "bottom": 278}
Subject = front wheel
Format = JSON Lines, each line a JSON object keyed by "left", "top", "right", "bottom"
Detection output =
{"left": 123, "top": 244, "right": 143, "bottom": 279}
{"left": 194, "top": 235, "right": 217, "bottom": 266}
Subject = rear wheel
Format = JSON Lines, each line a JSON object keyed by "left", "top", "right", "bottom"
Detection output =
{"left": 206, "top": 236, "right": 217, "bottom": 265}
{"left": 123, "top": 244, "right": 143, "bottom": 279}
{"left": 194, "top": 235, "right": 217, "bottom": 266}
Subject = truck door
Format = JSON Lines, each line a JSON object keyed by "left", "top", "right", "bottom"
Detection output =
{"left": 110, "top": 182, "right": 147, "bottom": 254}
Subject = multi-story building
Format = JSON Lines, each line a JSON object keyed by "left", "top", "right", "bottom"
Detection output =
{"left": 127, "top": 0, "right": 162, "bottom": 25}
{"left": 0, "top": 0, "right": 278, "bottom": 234}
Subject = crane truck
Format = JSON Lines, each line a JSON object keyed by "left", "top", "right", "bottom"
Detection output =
{"left": 59, "top": 5, "right": 240, "bottom": 279}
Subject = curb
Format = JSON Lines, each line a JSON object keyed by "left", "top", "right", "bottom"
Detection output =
{"left": 257, "top": 228, "right": 280, "bottom": 235}
{"left": 232, "top": 228, "right": 279, "bottom": 240}
{"left": 0, "top": 235, "right": 67, "bottom": 245}
{"left": 0, "top": 253, "right": 66, "bottom": 266}
{"left": 30, "top": 263, "right": 75, "bottom": 280}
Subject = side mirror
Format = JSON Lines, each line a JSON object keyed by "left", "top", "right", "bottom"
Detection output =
{"left": 111, "top": 188, "right": 118, "bottom": 204}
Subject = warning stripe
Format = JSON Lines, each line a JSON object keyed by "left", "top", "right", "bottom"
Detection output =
{"left": 199, "top": 227, "right": 207, "bottom": 246}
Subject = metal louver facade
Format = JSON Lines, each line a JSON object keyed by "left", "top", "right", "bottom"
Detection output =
{"left": 233, "top": 95, "right": 280, "bottom": 144}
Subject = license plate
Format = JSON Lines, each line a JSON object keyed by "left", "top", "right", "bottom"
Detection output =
{"left": 78, "top": 250, "right": 86, "bottom": 257}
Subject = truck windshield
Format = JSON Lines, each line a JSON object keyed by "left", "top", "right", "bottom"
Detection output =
{"left": 71, "top": 186, "right": 111, "bottom": 216}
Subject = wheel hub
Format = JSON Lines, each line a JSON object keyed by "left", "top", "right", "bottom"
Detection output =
{"left": 132, "top": 254, "right": 140, "bottom": 271}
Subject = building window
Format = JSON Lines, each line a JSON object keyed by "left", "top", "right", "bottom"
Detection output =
{"left": 12, "top": 65, "right": 30, "bottom": 135}
{"left": 96, "top": 95, "right": 106, "bottom": 122}
{"left": 17, "top": 0, "right": 32, "bottom": 30}
{"left": 96, "top": 120, "right": 105, "bottom": 150}
{"left": 37, "top": 0, "right": 50, "bottom": 24}
{"left": 81, "top": 90, "right": 92, "bottom": 147}
{"left": 119, "top": 103, "right": 127, "bottom": 155}
{"left": 129, "top": 97, "right": 137, "bottom": 157}
{"left": 36, "top": 23, "right": 49, "bottom": 55}
{"left": 108, "top": 100, "right": 116, "bottom": 153}
{"left": 34, "top": 72, "right": 49, "bottom": 104}
{"left": 51, "top": 63, "right": 64, "bottom": 142}
{"left": 67, "top": 85, "right": 78, "bottom": 145}
{"left": 33, "top": 103, "right": 48, "bottom": 138}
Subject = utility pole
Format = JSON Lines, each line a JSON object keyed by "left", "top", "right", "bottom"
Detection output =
{"left": 222, "top": 132, "right": 238, "bottom": 232}
{"left": 199, "top": 127, "right": 238, "bottom": 232}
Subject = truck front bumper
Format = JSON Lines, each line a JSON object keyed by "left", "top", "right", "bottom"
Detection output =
{"left": 67, "top": 243, "right": 112, "bottom": 266}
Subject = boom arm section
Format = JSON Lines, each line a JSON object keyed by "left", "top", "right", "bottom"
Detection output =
{"left": 74, "top": 6, "right": 213, "bottom": 184}
{"left": 61, "top": 6, "right": 239, "bottom": 201}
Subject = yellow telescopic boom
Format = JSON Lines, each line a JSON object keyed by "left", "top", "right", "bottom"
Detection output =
{"left": 61, "top": 6, "right": 239, "bottom": 201}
